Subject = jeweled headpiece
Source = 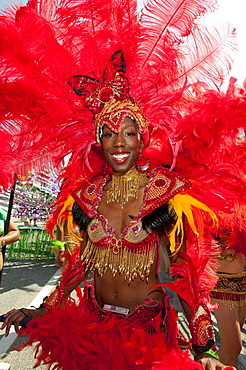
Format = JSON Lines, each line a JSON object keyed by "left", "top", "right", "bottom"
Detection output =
{"left": 70, "top": 50, "right": 149, "bottom": 144}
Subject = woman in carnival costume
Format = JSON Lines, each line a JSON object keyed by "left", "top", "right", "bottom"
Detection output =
{"left": 211, "top": 227, "right": 246, "bottom": 367}
{"left": 0, "top": 0, "right": 246, "bottom": 369}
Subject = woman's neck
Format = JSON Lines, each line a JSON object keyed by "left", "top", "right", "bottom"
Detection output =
{"left": 107, "top": 166, "right": 147, "bottom": 209}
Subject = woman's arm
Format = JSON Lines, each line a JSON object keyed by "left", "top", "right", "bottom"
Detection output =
{"left": 1, "top": 254, "right": 89, "bottom": 336}
{"left": 0, "top": 218, "right": 20, "bottom": 246}
{"left": 169, "top": 231, "right": 233, "bottom": 370}
{"left": 1, "top": 229, "right": 89, "bottom": 336}
{"left": 0, "top": 270, "right": 86, "bottom": 336}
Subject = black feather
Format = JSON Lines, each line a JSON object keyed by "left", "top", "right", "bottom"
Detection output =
{"left": 142, "top": 202, "right": 175, "bottom": 234}
{"left": 72, "top": 201, "right": 92, "bottom": 231}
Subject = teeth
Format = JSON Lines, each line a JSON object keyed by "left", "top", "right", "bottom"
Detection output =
{"left": 112, "top": 153, "right": 129, "bottom": 160}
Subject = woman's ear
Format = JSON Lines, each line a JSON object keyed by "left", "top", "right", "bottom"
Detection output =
{"left": 139, "top": 139, "right": 144, "bottom": 153}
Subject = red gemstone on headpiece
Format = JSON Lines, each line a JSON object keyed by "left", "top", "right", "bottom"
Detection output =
{"left": 100, "top": 87, "right": 114, "bottom": 102}
{"left": 154, "top": 179, "right": 167, "bottom": 188}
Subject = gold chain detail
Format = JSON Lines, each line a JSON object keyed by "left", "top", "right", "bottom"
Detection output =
{"left": 106, "top": 167, "right": 147, "bottom": 209}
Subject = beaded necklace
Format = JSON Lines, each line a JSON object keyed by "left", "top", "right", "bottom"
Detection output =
{"left": 106, "top": 166, "right": 147, "bottom": 209}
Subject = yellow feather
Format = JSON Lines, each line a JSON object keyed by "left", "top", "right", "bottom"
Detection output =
{"left": 57, "top": 195, "right": 83, "bottom": 243}
{"left": 168, "top": 194, "right": 218, "bottom": 254}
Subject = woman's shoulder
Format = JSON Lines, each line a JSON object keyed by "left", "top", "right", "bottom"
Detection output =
{"left": 141, "top": 166, "right": 190, "bottom": 217}
{"left": 71, "top": 175, "right": 106, "bottom": 217}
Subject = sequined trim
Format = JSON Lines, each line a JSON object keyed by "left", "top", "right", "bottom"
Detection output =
{"left": 85, "top": 282, "right": 166, "bottom": 333}
{"left": 106, "top": 167, "right": 147, "bottom": 209}
{"left": 74, "top": 167, "right": 190, "bottom": 281}
{"left": 211, "top": 271, "right": 246, "bottom": 309}
{"left": 87, "top": 217, "right": 151, "bottom": 245}
{"left": 139, "top": 167, "right": 190, "bottom": 218}
{"left": 189, "top": 300, "right": 215, "bottom": 349}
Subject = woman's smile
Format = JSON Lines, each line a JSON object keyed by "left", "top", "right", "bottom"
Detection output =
{"left": 101, "top": 116, "right": 144, "bottom": 173}
{"left": 110, "top": 151, "right": 130, "bottom": 164}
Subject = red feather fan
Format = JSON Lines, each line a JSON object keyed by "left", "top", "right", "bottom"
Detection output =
{"left": 0, "top": 0, "right": 238, "bottom": 189}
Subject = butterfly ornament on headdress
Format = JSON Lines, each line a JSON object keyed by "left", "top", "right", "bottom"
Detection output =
{"left": 70, "top": 50, "right": 149, "bottom": 144}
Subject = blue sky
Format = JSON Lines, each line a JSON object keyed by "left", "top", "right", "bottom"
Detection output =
{"left": 0, "top": 0, "right": 245, "bottom": 83}
{"left": 0, "top": 0, "right": 21, "bottom": 8}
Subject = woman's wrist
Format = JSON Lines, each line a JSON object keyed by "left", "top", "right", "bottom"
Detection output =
{"left": 18, "top": 308, "right": 28, "bottom": 317}
{"left": 17, "top": 306, "right": 48, "bottom": 319}
{"left": 36, "top": 306, "right": 49, "bottom": 315}
{"left": 194, "top": 348, "right": 219, "bottom": 359}
{"left": 0, "top": 237, "right": 6, "bottom": 247}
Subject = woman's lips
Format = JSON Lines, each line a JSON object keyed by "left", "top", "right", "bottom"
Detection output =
{"left": 111, "top": 152, "right": 130, "bottom": 163}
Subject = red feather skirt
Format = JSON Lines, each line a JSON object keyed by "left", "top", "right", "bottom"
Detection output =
{"left": 19, "top": 286, "right": 202, "bottom": 370}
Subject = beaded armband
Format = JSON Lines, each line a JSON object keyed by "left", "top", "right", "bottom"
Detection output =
{"left": 194, "top": 348, "right": 219, "bottom": 359}
{"left": 189, "top": 300, "right": 216, "bottom": 354}
{"left": 40, "top": 258, "right": 86, "bottom": 311}
{"left": 42, "top": 284, "right": 64, "bottom": 311}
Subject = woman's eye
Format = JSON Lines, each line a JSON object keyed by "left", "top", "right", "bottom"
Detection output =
{"left": 103, "top": 132, "right": 112, "bottom": 137}
{"left": 125, "top": 131, "right": 136, "bottom": 136}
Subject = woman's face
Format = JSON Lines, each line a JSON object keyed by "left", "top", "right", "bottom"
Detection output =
{"left": 101, "top": 117, "right": 144, "bottom": 173}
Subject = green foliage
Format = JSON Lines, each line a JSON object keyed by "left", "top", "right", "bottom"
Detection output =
{"left": 8, "top": 228, "right": 54, "bottom": 260}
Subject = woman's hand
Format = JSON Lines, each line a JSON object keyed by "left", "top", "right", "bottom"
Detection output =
{"left": 195, "top": 353, "right": 236, "bottom": 370}
{"left": 54, "top": 249, "right": 67, "bottom": 269}
{"left": 0, "top": 307, "right": 47, "bottom": 336}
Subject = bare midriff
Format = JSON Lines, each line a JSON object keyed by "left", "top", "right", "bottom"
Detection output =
{"left": 94, "top": 254, "right": 164, "bottom": 312}
{"left": 217, "top": 248, "right": 246, "bottom": 274}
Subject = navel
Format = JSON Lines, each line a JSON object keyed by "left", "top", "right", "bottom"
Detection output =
{"left": 111, "top": 291, "right": 117, "bottom": 299}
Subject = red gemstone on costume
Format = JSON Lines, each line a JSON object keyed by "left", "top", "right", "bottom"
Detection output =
{"left": 154, "top": 179, "right": 166, "bottom": 188}
{"left": 87, "top": 185, "right": 96, "bottom": 194}
{"left": 100, "top": 87, "right": 114, "bottom": 102}
{"left": 113, "top": 246, "right": 119, "bottom": 254}
{"left": 92, "top": 105, "right": 103, "bottom": 114}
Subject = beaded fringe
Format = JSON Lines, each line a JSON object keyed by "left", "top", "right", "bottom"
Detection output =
{"left": 81, "top": 241, "right": 155, "bottom": 282}
{"left": 106, "top": 167, "right": 147, "bottom": 209}
{"left": 211, "top": 296, "right": 246, "bottom": 310}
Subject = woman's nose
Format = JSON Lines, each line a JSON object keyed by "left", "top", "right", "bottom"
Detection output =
{"left": 113, "top": 133, "right": 125, "bottom": 147}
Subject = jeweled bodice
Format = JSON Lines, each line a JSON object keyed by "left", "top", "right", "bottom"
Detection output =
{"left": 72, "top": 166, "right": 190, "bottom": 281}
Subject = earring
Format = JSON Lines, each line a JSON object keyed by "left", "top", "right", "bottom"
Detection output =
{"left": 135, "top": 154, "right": 150, "bottom": 172}
{"left": 102, "top": 159, "right": 109, "bottom": 174}
{"left": 102, "top": 159, "right": 113, "bottom": 178}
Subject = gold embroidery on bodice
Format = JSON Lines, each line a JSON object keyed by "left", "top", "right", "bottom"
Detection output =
{"left": 81, "top": 215, "right": 158, "bottom": 282}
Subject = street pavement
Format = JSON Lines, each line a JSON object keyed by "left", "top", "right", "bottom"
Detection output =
{"left": 0, "top": 259, "right": 246, "bottom": 369}
{"left": 0, "top": 259, "right": 58, "bottom": 370}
